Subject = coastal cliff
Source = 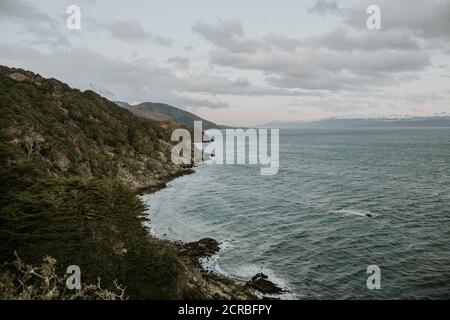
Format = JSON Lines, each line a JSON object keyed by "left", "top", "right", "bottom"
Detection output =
{"left": 0, "top": 65, "right": 262, "bottom": 299}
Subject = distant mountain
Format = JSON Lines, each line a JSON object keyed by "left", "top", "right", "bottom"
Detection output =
{"left": 116, "top": 101, "right": 220, "bottom": 130}
{"left": 258, "top": 116, "right": 450, "bottom": 129}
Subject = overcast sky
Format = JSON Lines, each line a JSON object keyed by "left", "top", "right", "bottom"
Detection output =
{"left": 0, "top": 0, "right": 449, "bottom": 126}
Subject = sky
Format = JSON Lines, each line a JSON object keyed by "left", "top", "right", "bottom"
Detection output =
{"left": 0, "top": 0, "right": 449, "bottom": 126}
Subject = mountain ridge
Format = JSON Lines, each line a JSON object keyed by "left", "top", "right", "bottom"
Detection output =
{"left": 116, "top": 101, "right": 221, "bottom": 130}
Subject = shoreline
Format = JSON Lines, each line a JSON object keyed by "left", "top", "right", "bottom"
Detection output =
{"left": 141, "top": 167, "right": 287, "bottom": 300}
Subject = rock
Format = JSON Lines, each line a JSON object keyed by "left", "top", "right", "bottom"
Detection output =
{"left": 182, "top": 238, "right": 220, "bottom": 259}
{"left": 9, "top": 72, "right": 29, "bottom": 82}
{"left": 245, "top": 273, "right": 283, "bottom": 295}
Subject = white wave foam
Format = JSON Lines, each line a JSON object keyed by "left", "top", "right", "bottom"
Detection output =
{"left": 199, "top": 240, "right": 234, "bottom": 275}
{"left": 199, "top": 249, "right": 297, "bottom": 300}
{"left": 231, "top": 264, "right": 297, "bottom": 299}
{"left": 199, "top": 254, "right": 229, "bottom": 276}
{"left": 218, "top": 239, "right": 234, "bottom": 251}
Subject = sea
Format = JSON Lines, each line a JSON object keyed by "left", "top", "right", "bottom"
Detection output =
{"left": 142, "top": 128, "right": 450, "bottom": 299}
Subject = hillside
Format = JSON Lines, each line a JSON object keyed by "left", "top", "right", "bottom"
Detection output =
{"left": 0, "top": 65, "right": 251, "bottom": 299}
{"left": 117, "top": 101, "right": 220, "bottom": 130}
{"left": 0, "top": 66, "right": 194, "bottom": 190}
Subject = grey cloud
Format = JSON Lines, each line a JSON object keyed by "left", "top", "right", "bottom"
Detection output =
{"left": 0, "top": 40, "right": 328, "bottom": 107}
{"left": 401, "top": 92, "right": 445, "bottom": 104}
{"left": 306, "top": 0, "right": 450, "bottom": 58}
{"left": 192, "top": 19, "right": 258, "bottom": 53}
{"left": 192, "top": 19, "right": 302, "bottom": 53}
{"left": 0, "top": 44, "right": 231, "bottom": 109}
{"left": 0, "top": 0, "right": 70, "bottom": 48}
{"left": 286, "top": 89, "right": 446, "bottom": 114}
{"left": 193, "top": 18, "right": 244, "bottom": 38}
{"left": 307, "top": 0, "right": 344, "bottom": 15}
{"left": 313, "top": 0, "right": 450, "bottom": 40}
{"left": 0, "top": 0, "right": 48, "bottom": 21}
{"left": 174, "top": 96, "right": 230, "bottom": 109}
{"left": 4, "top": 43, "right": 322, "bottom": 108}
{"left": 261, "top": 34, "right": 301, "bottom": 51}
{"left": 335, "top": 50, "right": 430, "bottom": 74}
{"left": 267, "top": 71, "right": 393, "bottom": 91}
{"left": 181, "top": 74, "right": 325, "bottom": 97}
{"left": 194, "top": 16, "right": 431, "bottom": 92}
{"left": 210, "top": 47, "right": 430, "bottom": 86}
{"left": 305, "top": 28, "right": 421, "bottom": 52}
{"left": 167, "top": 57, "right": 191, "bottom": 70}
{"left": 364, "top": 0, "right": 449, "bottom": 39}
{"left": 286, "top": 96, "right": 381, "bottom": 113}
{"left": 101, "top": 20, "right": 173, "bottom": 46}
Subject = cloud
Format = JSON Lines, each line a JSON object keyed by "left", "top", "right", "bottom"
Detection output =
{"left": 198, "top": 19, "right": 431, "bottom": 91}
{"left": 307, "top": 0, "right": 344, "bottom": 15}
{"left": 192, "top": 19, "right": 258, "bottom": 53}
{"left": 0, "top": 44, "right": 230, "bottom": 108}
{"left": 175, "top": 96, "right": 230, "bottom": 109}
{"left": 401, "top": 91, "right": 445, "bottom": 104}
{"left": 3, "top": 43, "right": 290, "bottom": 109}
{"left": 0, "top": 0, "right": 70, "bottom": 48}
{"left": 0, "top": 0, "right": 48, "bottom": 21}
{"left": 167, "top": 56, "right": 191, "bottom": 70}
{"left": 192, "top": 19, "right": 303, "bottom": 53}
{"left": 0, "top": 39, "right": 330, "bottom": 111}
{"left": 348, "top": 0, "right": 450, "bottom": 40}
{"left": 101, "top": 20, "right": 173, "bottom": 46}
{"left": 177, "top": 73, "right": 325, "bottom": 97}
{"left": 1, "top": 0, "right": 448, "bottom": 121}
{"left": 309, "top": 0, "right": 450, "bottom": 40}
{"left": 286, "top": 88, "right": 447, "bottom": 115}
{"left": 261, "top": 34, "right": 301, "bottom": 51}
{"left": 305, "top": 28, "right": 421, "bottom": 52}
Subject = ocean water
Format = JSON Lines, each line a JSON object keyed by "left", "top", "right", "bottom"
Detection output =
{"left": 142, "top": 128, "right": 450, "bottom": 299}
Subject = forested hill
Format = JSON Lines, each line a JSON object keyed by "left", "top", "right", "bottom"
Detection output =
{"left": 0, "top": 65, "right": 190, "bottom": 190}
{"left": 0, "top": 66, "right": 207, "bottom": 299}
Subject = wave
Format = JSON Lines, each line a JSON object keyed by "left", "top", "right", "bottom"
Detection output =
{"left": 199, "top": 241, "right": 297, "bottom": 300}
{"left": 334, "top": 209, "right": 377, "bottom": 218}
{"left": 199, "top": 240, "right": 233, "bottom": 274}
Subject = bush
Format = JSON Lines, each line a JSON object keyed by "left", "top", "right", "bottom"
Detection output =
{"left": 0, "top": 254, "right": 126, "bottom": 300}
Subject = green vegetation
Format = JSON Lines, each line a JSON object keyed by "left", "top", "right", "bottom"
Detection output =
{"left": 0, "top": 254, "right": 126, "bottom": 300}
{"left": 0, "top": 66, "right": 201, "bottom": 299}
{"left": 0, "top": 66, "right": 189, "bottom": 189}
{"left": 0, "top": 176, "right": 192, "bottom": 299}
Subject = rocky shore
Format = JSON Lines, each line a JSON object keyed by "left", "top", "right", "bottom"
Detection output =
{"left": 140, "top": 162, "right": 288, "bottom": 299}
{"left": 150, "top": 210, "right": 285, "bottom": 299}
